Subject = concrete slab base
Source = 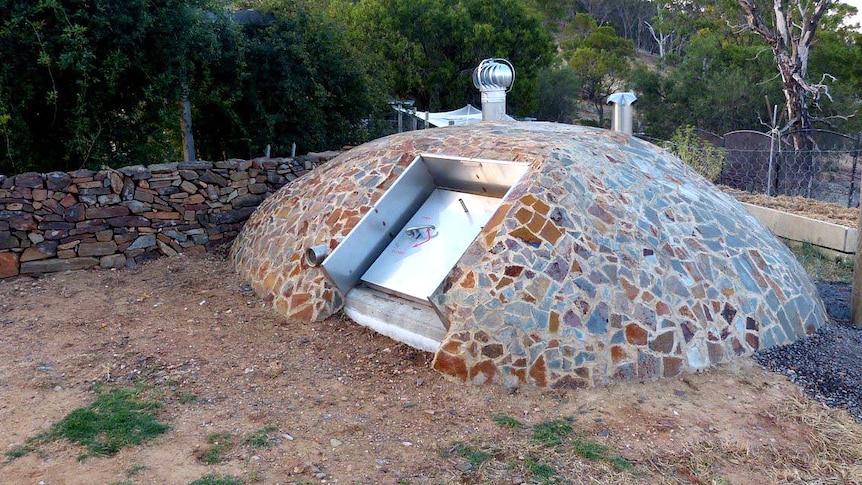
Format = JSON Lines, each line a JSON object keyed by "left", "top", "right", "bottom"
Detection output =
{"left": 344, "top": 286, "right": 446, "bottom": 352}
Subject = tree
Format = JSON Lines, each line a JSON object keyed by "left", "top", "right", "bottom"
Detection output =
{"left": 534, "top": 61, "right": 580, "bottom": 122}
{"left": 564, "top": 14, "right": 634, "bottom": 127}
{"left": 332, "top": 0, "right": 553, "bottom": 116}
{"left": 211, "top": 1, "right": 382, "bottom": 158}
{"left": 630, "top": 19, "right": 782, "bottom": 139}
{"left": 737, "top": 0, "right": 833, "bottom": 149}
{"left": 0, "top": 0, "right": 228, "bottom": 173}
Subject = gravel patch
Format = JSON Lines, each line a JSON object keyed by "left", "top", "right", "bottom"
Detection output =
{"left": 754, "top": 281, "right": 862, "bottom": 421}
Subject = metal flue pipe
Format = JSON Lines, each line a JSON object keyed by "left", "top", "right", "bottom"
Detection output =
{"left": 472, "top": 59, "right": 514, "bottom": 122}
{"left": 607, "top": 92, "right": 637, "bottom": 135}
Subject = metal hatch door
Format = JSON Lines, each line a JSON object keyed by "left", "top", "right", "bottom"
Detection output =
{"left": 360, "top": 188, "right": 500, "bottom": 303}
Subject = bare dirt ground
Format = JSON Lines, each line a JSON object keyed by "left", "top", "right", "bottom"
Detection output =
{"left": 1, "top": 252, "right": 861, "bottom": 484}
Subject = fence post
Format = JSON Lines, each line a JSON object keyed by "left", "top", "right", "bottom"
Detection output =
{"left": 766, "top": 105, "right": 778, "bottom": 197}
{"left": 848, "top": 134, "right": 860, "bottom": 208}
{"left": 853, "top": 202, "right": 862, "bottom": 325}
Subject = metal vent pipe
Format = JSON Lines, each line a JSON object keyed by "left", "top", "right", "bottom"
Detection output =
{"left": 607, "top": 92, "right": 637, "bottom": 135}
{"left": 472, "top": 59, "right": 514, "bottom": 122}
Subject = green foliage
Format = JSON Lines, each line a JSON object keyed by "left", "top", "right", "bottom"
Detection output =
{"left": 332, "top": 0, "right": 553, "bottom": 116}
{"left": 560, "top": 14, "right": 634, "bottom": 126}
{"left": 534, "top": 61, "right": 580, "bottom": 123}
{"left": 662, "top": 125, "right": 726, "bottom": 182}
{"left": 5, "top": 386, "right": 168, "bottom": 460}
{"left": 523, "top": 455, "right": 556, "bottom": 479}
{"left": 187, "top": 475, "right": 243, "bottom": 485}
{"left": 790, "top": 241, "right": 854, "bottom": 284}
{"left": 571, "top": 434, "right": 634, "bottom": 471}
{"left": 532, "top": 419, "right": 572, "bottom": 447}
{"left": 49, "top": 387, "right": 169, "bottom": 458}
{"left": 456, "top": 444, "right": 492, "bottom": 466}
{"left": 0, "top": 0, "right": 382, "bottom": 174}
{"left": 631, "top": 27, "right": 780, "bottom": 139}
{"left": 203, "top": 432, "right": 233, "bottom": 464}
{"left": 5, "top": 443, "right": 35, "bottom": 459}
{"left": 243, "top": 426, "right": 278, "bottom": 448}
{"left": 492, "top": 414, "right": 523, "bottom": 428}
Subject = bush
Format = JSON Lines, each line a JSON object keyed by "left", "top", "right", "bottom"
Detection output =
{"left": 662, "top": 125, "right": 726, "bottom": 182}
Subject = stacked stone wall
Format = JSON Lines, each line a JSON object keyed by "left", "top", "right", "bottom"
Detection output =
{"left": 0, "top": 155, "right": 333, "bottom": 279}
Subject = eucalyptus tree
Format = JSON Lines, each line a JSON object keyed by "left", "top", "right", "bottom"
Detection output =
{"left": 737, "top": 0, "right": 833, "bottom": 148}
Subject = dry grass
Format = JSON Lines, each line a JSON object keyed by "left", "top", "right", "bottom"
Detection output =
{"left": 771, "top": 392, "right": 862, "bottom": 483}
{"left": 633, "top": 388, "right": 862, "bottom": 485}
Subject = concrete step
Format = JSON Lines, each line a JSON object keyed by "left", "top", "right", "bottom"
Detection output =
{"left": 343, "top": 286, "right": 447, "bottom": 352}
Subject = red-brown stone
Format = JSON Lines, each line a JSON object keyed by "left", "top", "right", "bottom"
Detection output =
{"left": 620, "top": 277, "right": 639, "bottom": 301}
{"left": 745, "top": 333, "right": 759, "bottom": 350}
{"left": 663, "top": 356, "right": 683, "bottom": 377}
{"left": 510, "top": 227, "right": 541, "bottom": 246}
{"left": 549, "top": 312, "right": 559, "bottom": 333}
{"left": 528, "top": 355, "right": 547, "bottom": 387}
{"left": 469, "top": 360, "right": 499, "bottom": 385}
{"left": 611, "top": 345, "right": 628, "bottom": 363}
{"left": 625, "top": 324, "right": 648, "bottom": 346}
{"left": 551, "top": 375, "right": 587, "bottom": 389}
{"left": 0, "top": 252, "right": 19, "bottom": 278}
{"left": 649, "top": 331, "right": 675, "bottom": 354}
{"left": 482, "top": 344, "right": 504, "bottom": 359}
{"left": 539, "top": 221, "right": 562, "bottom": 245}
{"left": 433, "top": 352, "right": 468, "bottom": 382}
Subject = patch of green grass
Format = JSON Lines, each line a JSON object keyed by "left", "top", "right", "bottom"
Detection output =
{"left": 457, "top": 444, "right": 491, "bottom": 466}
{"left": 178, "top": 392, "right": 199, "bottom": 404}
{"left": 187, "top": 474, "right": 243, "bottom": 485}
{"left": 790, "top": 241, "right": 854, "bottom": 283}
{"left": 492, "top": 414, "right": 523, "bottom": 428}
{"left": 50, "top": 388, "right": 169, "bottom": 458}
{"left": 203, "top": 433, "right": 233, "bottom": 465}
{"left": 523, "top": 455, "right": 556, "bottom": 479}
{"left": 532, "top": 419, "right": 572, "bottom": 447}
{"left": 572, "top": 434, "right": 634, "bottom": 471}
{"left": 243, "top": 426, "right": 278, "bottom": 448}
{"left": 126, "top": 464, "right": 147, "bottom": 477}
{"left": 109, "top": 481, "right": 133, "bottom": 485}
{"left": 6, "top": 387, "right": 168, "bottom": 461}
{"left": 5, "top": 443, "right": 35, "bottom": 459}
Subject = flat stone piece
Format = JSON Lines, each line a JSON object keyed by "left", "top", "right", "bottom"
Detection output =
{"left": 78, "top": 241, "right": 118, "bottom": 257}
{"left": 128, "top": 235, "right": 157, "bottom": 250}
{"left": 178, "top": 161, "right": 214, "bottom": 170}
{"left": 46, "top": 172, "right": 72, "bottom": 190}
{"left": 85, "top": 206, "right": 130, "bottom": 219}
{"left": 100, "top": 254, "right": 127, "bottom": 269}
{"left": 21, "top": 257, "right": 99, "bottom": 274}
{"left": 0, "top": 252, "right": 19, "bottom": 278}
{"left": 14, "top": 172, "right": 43, "bottom": 189}
{"left": 20, "top": 241, "right": 58, "bottom": 262}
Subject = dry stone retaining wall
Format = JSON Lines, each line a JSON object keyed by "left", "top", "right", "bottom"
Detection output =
{"left": 0, "top": 154, "right": 336, "bottom": 279}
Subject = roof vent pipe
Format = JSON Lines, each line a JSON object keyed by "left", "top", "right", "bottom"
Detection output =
{"left": 607, "top": 92, "right": 637, "bottom": 135}
{"left": 472, "top": 59, "right": 514, "bottom": 122}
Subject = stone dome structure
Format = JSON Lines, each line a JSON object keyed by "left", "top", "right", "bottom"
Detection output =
{"left": 231, "top": 122, "right": 827, "bottom": 389}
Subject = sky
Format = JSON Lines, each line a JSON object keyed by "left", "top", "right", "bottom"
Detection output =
{"left": 845, "top": 0, "right": 862, "bottom": 29}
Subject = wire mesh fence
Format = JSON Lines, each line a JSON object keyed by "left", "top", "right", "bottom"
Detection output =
{"left": 644, "top": 129, "right": 862, "bottom": 208}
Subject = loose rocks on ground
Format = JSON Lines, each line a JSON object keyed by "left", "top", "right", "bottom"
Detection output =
{"left": 754, "top": 281, "right": 862, "bottom": 421}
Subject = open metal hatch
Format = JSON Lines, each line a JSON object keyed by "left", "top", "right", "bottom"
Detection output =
{"left": 320, "top": 154, "right": 528, "bottom": 351}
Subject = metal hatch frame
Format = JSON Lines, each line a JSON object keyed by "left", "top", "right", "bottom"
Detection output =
{"left": 321, "top": 154, "right": 529, "bottom": 296}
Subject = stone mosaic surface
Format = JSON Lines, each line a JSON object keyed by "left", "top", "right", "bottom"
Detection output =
{"left": 232, "top": 122, "right": 828, "bottom": 388}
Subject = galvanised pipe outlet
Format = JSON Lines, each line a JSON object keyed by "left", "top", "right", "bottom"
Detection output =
{"left": 472, "top": 59, "right": 514, "bottom": 122}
